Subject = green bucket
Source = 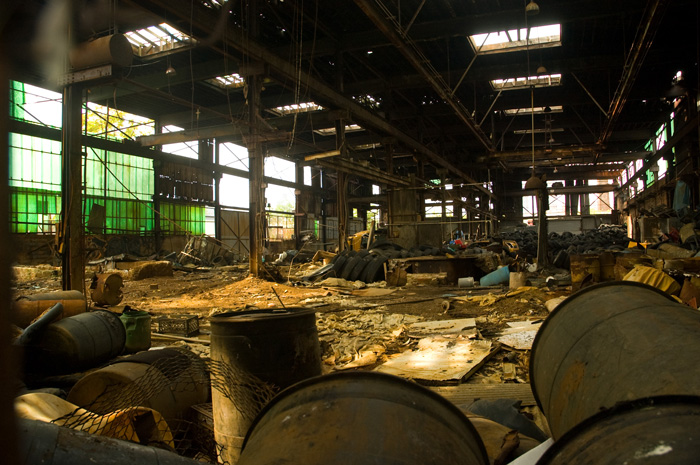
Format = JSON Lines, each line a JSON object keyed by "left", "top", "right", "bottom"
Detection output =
{"left": 119, "top": 310, "right": 152, "bottom": 354}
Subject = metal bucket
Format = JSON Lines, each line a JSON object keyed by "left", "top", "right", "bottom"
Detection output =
{"left": 67, "top": 348, "right": 209, "bottom": 422}
{"left": 238, "top": 371, "right": 489, "bottom": 465}
{"left": 12, "top": 290, "right": 87, "bottom": 328}
{"left": 530, "top": 281, "right": 700, "bottom": 439}
{"left": 18, "top": 418, "right": 199, "bottom": 465}
{"left": 119, "top": 310, "right": 152, "bottom": 354}
{"left": 538, "top": 396, "right": 700, "bottom": 464}
{"left": 25, "top": 310, "right": 125, "bottom": 374}
{"left": 209, "top": 308, "right": 322, "bottom": 465}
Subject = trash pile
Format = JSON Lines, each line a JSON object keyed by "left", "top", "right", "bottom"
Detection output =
{"left": 496, "top": 224, "right": 631, "bottom": 266}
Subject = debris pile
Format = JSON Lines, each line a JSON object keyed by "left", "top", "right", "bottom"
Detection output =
{"left": 497, "top": 224, "right": 631, "bottom": 267}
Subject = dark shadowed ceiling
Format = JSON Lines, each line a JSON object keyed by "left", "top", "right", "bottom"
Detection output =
{"left": 5, "top": 0, "right": 698, "bottom": 189}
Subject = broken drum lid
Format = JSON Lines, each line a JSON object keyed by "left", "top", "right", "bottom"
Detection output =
{"left": 538, "top": 395, "right": 700, "bottom": 464}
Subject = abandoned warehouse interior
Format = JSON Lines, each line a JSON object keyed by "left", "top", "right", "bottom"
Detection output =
{"left": 2, "top": 0, "right": 700, "bottom": 463}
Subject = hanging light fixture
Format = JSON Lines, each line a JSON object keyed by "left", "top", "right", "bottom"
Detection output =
{"left": 525, "top": 0, "right": 540, "bottom": 16}
{"left": 524, "top": 0, "right": 545, "bottom": 190}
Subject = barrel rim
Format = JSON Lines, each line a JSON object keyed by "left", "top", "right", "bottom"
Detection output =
{"left": 537, "top": 394, "right": 700, "bottom": 464}
{"left": 210, "top": 307, "right": 316, "bottom": 323}
{"left": 241, "top": 371, "right": 489, "bottom": 464}
{"left": 529, "top": 281, "right": 678, "bottom": 413}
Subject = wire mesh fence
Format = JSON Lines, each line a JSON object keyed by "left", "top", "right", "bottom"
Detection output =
{"left": 44, "top": 346, "right": 279, "bottom": 463}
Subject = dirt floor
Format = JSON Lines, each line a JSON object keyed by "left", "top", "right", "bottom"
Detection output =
{"left": 12, "top": 261, "right": 571, "bottom": 385}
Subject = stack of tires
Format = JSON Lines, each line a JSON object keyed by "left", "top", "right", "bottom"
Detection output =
{"left": 330, "top": 240, "right": 441, "bottom": 283}
{"left": 330, "top": 250, "right": 389, "bottom": 283}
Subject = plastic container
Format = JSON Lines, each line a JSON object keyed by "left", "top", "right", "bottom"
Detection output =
{"left": 479, "top": 266, "right": 510, "bottom": 286}
{"left": 119, "top": 310, "right": 152, "bottom": 354}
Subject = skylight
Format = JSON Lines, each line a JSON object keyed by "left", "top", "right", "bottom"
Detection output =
{"left": 208, "top": 73, "right": 245, "bottom": 89}
{"left": 268, "top": 102, "right": 323, "bottom": 116}
{"left": 469, "top": 24, "right": 561, "bottom": 55}
{"left": 504, "top": 105, "right": 563, "bottom": 116}
{"left": 491, "top": 74, "right": 562, "bottom": 91}
{"left": 353, "top": 94, "right": 381, "bottom": 109}
{"left": 313, "top": 124, "right": 364, "bottom": 136}
{"left": 513, "top": 127, "right": 565, "bottom": 135}
{"left": 124, "top": 23, "right": 195, "bottom": 57}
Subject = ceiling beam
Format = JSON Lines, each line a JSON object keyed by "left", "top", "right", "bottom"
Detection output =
{"left": 126, "top": 0, "right": 494, "bottom": 197}
{"left": 353, "top": 0, "right": 493, "bottom": 151}
{"left": 505, "top": 184, "right": 618, "bottom": 197}
{"left": 598, "top": 0, "right": 670, "bottom": 147}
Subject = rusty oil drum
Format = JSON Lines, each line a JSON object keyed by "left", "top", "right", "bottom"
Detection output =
{"left": 210, "top": 308, "right": 322, "bottom": 464}
{"left": 12, "top": 290, "right": 87, "bottom": 328}
{"left": 530, "top": 281, "right": 700, "bottom": 439}
{"left": 238, "top": 371, "right": 489, "bottom": 465}
{"left": 538, "top": 396, "right": 700, "bottom": 464}
{"left": 25, "top": 310, "right": 125, "bottom": 374}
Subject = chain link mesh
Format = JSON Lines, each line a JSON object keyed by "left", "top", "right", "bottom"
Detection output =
{"left": 41, "top": 346, "right": 279, "bottom": 463}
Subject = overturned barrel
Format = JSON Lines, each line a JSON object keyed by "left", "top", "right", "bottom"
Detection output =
{"left": 238, "top": 371, "right": 489, "bottom": 465}
{"left": 210, "top": 308, "right": 322, "bottom": 464}
{"left": 530, "top": 281, "right": 700, "bottom": 439}
{"left": 25, "top": 310, "right": 125, "bottom": 374}
{"left": 67, "top": 347, "right": 209, "bottom": 423}
{"left": 538, "top": 396, "right": 700, "bottom": 464}
{"left": 18, "top": 418, "right": 199, "bottom": 465}
{"left": 12, "top": 290, "right": 87, "bottom": 328}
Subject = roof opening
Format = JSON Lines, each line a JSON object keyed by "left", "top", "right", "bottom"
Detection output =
{"left": 313, "top": 124, "right": 364, "bottom": 136}
{"left": 208, "top": 73, "right": 245, "bottom": 89}
{"left": 491, "top": 74, "right": 562, "bottom": 91}
{"left": 352, "top": 94, "right": 381, "bottom": 109}
{"left": 124, "top": 23, "right": 196, "bottom": 58}
{"left": 470, "top": 24, "right": 561, "bottom": 55}
{"left": 504, "top": 105, "right": 563, "bottom": 115}
{"left": 267, "top": 102, "right": 324, "bottom": 116}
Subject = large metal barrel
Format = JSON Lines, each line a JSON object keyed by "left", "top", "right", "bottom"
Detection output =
{"left": 25, "top": 310, "right": 125, "bottom": 374}
{"left": 538, "top": 396, "right": 700, "bottom": 464}
{"left": 12, "top": 290, "right": 87, "bottom": 328}
{"left": 67, "top": 348, "right": 209, "bottom": 423}
{"left": 18, "top": 418, "right": 199, "bottom": 465}
{"left": 530, "top": 281, "right": 700, "bottom": 439}
{"left": 238, "top": 371, "right": 489, "bottom": 465}
{"left": 209, "top": 308, "right": 322, "bottom": 465}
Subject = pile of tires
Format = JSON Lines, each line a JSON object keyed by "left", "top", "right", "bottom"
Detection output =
{"left": 329, "top": 240, "right": 442, "bottom": 283}
{"left": 330, "top": 249, "right": 389, "bottom": 283}
{"left": 497, "top": 225, "right": 631, "bottom": 267}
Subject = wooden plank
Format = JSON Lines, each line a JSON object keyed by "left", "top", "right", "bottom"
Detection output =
{"left": 375, "top": 338, "right": 495, "bottom": 383}
{"left": 429, "top": 383, "right": 537, "bottom": 407}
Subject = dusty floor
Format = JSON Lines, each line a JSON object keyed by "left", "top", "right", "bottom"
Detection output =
{"left": 12, "top": 262, "right": 570, "bottom": 385}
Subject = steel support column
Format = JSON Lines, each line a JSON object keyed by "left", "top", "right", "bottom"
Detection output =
{"left": 61, "top": 84, "right": 84, "bottom": 291}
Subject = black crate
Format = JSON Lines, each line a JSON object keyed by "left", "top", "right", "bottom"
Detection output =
{"left": 157, "top": 314, "right": 199, "bottom": 337}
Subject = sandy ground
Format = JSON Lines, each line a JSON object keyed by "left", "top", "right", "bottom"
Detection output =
{"left": 12, "top": 262, "right": 570, "bottom": 384}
